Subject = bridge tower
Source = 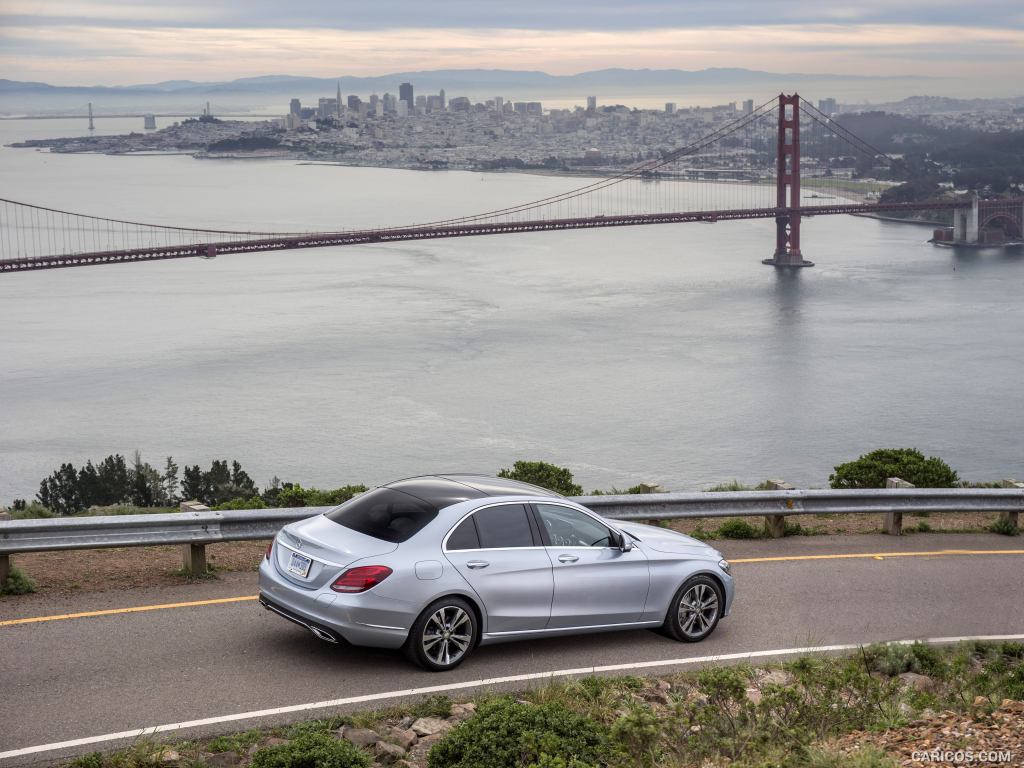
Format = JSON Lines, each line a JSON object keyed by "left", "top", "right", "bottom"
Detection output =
{"left": 763, "top": 94, "right": 813, "bottom": 267}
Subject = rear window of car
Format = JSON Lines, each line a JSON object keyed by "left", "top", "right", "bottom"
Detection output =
{"left": 325, "top": 487, "right": 438, "bottom": 543}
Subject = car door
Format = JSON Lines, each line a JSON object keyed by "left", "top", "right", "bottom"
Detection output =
{"left": 534, "top": 502, "right": 650, "bottom": 629}
{"left": 443, "top": 502, "right": 553, "bottom": 634}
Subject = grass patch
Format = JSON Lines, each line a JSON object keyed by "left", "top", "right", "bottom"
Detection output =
{"left": 990, "top": 517, "right": 1019, "bottom": 536}
{"left": 58, "top": 642, "right": 1024, "bottom": 768}
{"left": 1, "top": 565, "right": 36, "bottom": 595}
{"left": 717, "top": 518, "right": 762, "bottom": 539}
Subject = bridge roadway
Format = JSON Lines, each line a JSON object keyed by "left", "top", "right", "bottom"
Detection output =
{"left": 1, "top": 533, "right": 1023, "bottom": 764}
{"left": 0, "top": 201, "right": 967, "bottom": 272}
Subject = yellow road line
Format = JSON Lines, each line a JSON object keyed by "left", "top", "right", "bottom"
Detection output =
{"left": 2, "top": 549, "right": 1022, "bottom": 628}
{"left": 0, "top": 595, "right": 258, "bottom": 627}
{"left": 732, "top": 549, "right": 1024, "bottom": 564}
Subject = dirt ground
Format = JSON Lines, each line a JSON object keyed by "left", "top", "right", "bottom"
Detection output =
{"left": 0, "top": 509, "right": 1007, "bottom": 599}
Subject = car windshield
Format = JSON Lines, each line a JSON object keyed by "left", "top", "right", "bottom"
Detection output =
{"left": 325, "top": 487, "right": 438, "bottom": 543}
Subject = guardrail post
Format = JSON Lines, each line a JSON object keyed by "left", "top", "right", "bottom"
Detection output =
{"left": 884, "top": 477, "right": 914, "bottom": 535}
{"left": 180, "top": 501, "right": 211, "bottom": 574}
{"left": 0, "top": 509, "right": 10, "bottom": 583}
{"left": 999, "top": 480, "right": 1022, "bottom": 533}
{"left": 764, "top": 480, "right": 793, "bottom": 537}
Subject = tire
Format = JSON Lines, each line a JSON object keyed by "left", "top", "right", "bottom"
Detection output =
{"left": 404, "top": 597, "right": 479, "bottom": 671}
{"left": 663, "top": 574, "right": 723, "bottom": 643}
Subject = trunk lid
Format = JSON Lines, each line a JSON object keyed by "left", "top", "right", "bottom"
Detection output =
{"left": 274, "top": 514, "right": 398, "bottom": 590}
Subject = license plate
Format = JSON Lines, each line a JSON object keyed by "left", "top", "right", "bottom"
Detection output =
{"left": 287, "top": 551, "right": 313, "bottom": 577}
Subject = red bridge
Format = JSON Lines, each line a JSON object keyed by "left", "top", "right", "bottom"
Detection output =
{"left": 1, "top": 95, "right": 1020, "bottom": 273}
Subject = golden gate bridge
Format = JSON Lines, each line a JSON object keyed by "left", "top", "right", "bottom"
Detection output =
{"left": 1, "top": 94, "right": 1021, "bottom": 273}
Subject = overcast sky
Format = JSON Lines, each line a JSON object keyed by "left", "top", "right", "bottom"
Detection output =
{"left": 1, "top": 0, "right": 1022, "bottom": 85}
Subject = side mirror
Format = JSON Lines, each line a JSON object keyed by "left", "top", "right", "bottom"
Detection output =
{"left": 618, "top": 533, "right": 633, "bottom": 552}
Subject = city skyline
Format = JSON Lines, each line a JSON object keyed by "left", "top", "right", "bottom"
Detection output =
{"left": 0, "top": 1, "right": 1022, "bottom": 91}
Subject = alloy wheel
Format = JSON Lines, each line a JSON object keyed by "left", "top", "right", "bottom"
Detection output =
{"left": 421, "top": 605, "right": 473, "bottom": 667}
{"left": 677, "top": 582, "right": 719, "bottom": 639}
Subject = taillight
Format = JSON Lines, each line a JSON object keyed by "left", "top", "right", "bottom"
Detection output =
{"left": 265, "top": 540, "right": 274, "bottom": 560}
{"left": 331, "top": 565, "right": 393, "bottom": 593}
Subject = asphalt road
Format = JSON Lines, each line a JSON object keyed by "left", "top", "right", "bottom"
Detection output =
{"left": 2, "top": 533, "right": 1023, "bottom": 765}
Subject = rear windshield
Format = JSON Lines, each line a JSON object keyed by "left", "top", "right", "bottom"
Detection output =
{"left": 325, "top": 487, "right": 438, "bottom": 543}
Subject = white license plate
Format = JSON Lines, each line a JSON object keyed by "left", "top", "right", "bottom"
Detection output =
{"left": 287, "top": 551, "right": 313, "bottom": 577}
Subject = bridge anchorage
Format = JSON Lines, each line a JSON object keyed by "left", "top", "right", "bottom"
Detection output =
{"left": 1, "top": 93, "right": 1022, "bottom": 274}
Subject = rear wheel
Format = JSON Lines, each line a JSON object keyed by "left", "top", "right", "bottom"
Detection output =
{"left": 663, "top": 575, "right": 723, "bottom": 642}
{"left": 405, "top": 597, "right": 478, "bottom": 671}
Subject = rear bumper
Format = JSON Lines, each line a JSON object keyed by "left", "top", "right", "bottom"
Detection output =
{"left": 258, "top": 558, "right": 410, "bottom": 649}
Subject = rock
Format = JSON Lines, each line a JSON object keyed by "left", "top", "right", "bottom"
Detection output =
{"left": 449, "top": 702, "right": 476, "bottom": 720}
{"left": 973, "top": 695, "right": 990, "bottom": 707}
{"left": 745, "top": 688, "right": 763, "bottom": 705}
{"left": 264, "top": 737, "right": 289, "bottom": 747}
{"left": 374, "top": 741, "right": 408, "bottom": 764}
{"left": 898, "top": 672, "right": 936, "bottom": 693}
{"left": 655, "top": 680, "right": 672, "bottom": 692}
{"left": 337, "top": 726, "right": 380, "bottom": 747}
{"left": 398, "top": 715, "right": 415, "bottom": 729}
{"left": 898, "top": 702, "right": 915, "bottom": 718}
{"left": 381, "top": 726, "right": 419, "bottom": 750}
{"left": 410, "top": 717, "right": 452, "bottom": 737}
{"left": 757, "top": 669, "right": 794, "bottom": 687}
{"left": 154, "top": 748, "right": 180, "bottom": 766}
{"left": 205, "top": 752, "right": 241, "bottom": 768}
{"left": 641, "top": 690, "right": 672, "bottom": 706}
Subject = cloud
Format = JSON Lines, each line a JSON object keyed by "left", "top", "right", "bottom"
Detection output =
{"left": 1, "top": 0, "right": 1022, "bottom": 30}
{"left": 1, "top": 23, "right": 1021, "bottom": 86}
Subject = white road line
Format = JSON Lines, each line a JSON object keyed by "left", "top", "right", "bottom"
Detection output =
{"left": 3, "top": 633, "right": 1024, "bottom": 760}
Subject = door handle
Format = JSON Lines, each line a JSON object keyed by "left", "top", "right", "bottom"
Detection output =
{"left": 557, "top": 554, "right": 579, "bottom": 563}
{"left": 466, "top": 560, "right": 490, "bottom": 569}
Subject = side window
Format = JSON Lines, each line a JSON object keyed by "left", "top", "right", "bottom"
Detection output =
{"left": 535, "top": 504, "right": 614, "bottom": 548}
{"left": 473, "top": 504, "right": 535, "bottom": 548}
{"left": 447, "top": 516, "right": 480, "bottom": 550}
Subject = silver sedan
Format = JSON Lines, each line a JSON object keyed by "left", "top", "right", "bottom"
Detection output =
{"left": 258, "top": 474, "right": 734, "bottom": 671}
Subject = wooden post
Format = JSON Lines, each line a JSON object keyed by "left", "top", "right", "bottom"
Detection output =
{"left": 998, "top": 480, "right": 1022, "bottom": 533}
{"left": 764, "top": 480, "right": 793, "bottom": 538}
{"left": 0, "top": 553, "right": 10, "bottom": 585}
{"left": 884, "top": 477, "right": 914, "bottom": 535}
{"left": 179, "top": 500, "right": 211, "bottom": 575}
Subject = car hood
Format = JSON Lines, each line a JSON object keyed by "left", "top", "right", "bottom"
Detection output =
{"left": 618, "top": 522, "right": 719, "bottom": 557}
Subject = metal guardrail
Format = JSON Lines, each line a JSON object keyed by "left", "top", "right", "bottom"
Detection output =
{"left": 1, "top": 485, "right": 1020, "bottom": 580}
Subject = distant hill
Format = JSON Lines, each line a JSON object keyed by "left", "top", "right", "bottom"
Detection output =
{"left": 0, "top": 68, "right": 954, "bottom": 117}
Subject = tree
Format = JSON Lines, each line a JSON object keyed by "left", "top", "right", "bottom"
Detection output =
{"left": 37, "top": 463, "right": 83, "bottom": 515}
{"left": 77, "top": 461, "right": 102, "bottom": 508}
{"left": 95, "top": 454, "right": 130, "bottom": 505}
{"left": 162, "top": 457, "right": 179, "bottom": 505}
{"left": 181, "top": 464, "right": 206, "bottom": 502}
{"left": 497, "top": 460, "right": 583, "bottom": 496}
{"left": 829, "top": 448, "right": 959, "bottom": 489}
{"left": 128, "top": 451, "right": 164, "bottom": 507}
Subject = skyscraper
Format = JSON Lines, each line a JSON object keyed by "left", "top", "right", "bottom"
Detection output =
{"left": 336, "top": 82, "right": 342, "bottom": 117}
{"left": 290, "top": 98, "right": 301, "bottom": 116}
{"left": 439, "top": 89, "right": 446, "bottom": 110}
{"left": 586, "top": 95, "right": 597, "bottom": 113}
{"left": 399, "top": 82, "right": 414, "bottom": 111}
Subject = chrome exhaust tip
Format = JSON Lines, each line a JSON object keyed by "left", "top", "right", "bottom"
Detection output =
{"left": 310, "top": 626, "right": 339, "bottom": 643}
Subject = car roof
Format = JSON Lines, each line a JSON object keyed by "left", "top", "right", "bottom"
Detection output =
{"left": 382, "top": 474, "right": 562, "bottom": 509}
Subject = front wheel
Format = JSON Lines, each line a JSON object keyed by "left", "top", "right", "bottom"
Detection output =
{"left": 663, "top": 575, "right": 723, "bottom": 642}
{"left": 404, "top": 597, "right": 479, "bottom": 671}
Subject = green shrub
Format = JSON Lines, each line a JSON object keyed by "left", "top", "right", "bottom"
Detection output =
{"left": 1, "top": 566, "right": 36, "bottom": 595}
{"left": 990, "top": 517, "right": 1019, "bottom": 536}
{"left": 707, "top": 480, "right": 751, "bottom": 492}
{"left": 427, "top": 697, "right": 608, "bottom": 768}
{"left": 214, "top": 495, "right": 267, "bottom": 511}
{"left": 206, "top": 730, "right": 262, "bottom": 753}
{"left": 8, "top": 501, "right": 55, "bottom": 519}
{"left": 70, "top": 753, "right": 104, "bottom": 768}
{"left": 864, "top": 642, "right": 947, "bottom": 678}
{"left": 251, "top": 732, "right": 371, "bottom": 768}
{"left": 497, "top": 461, "right": 583, "bottom": 496}
{"left": 829, "top": 448, "right": 958, "bottom": 489}
{"left": 609, "top": 706, "right": 662, "bottom": 767}
{"left": 717, "top": 519, "right": 760, "bottom": 539}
